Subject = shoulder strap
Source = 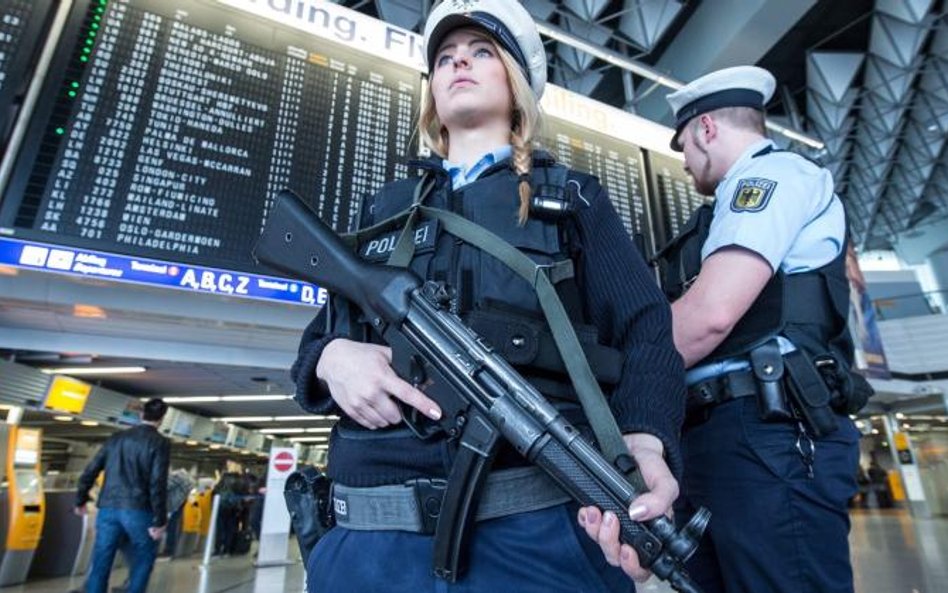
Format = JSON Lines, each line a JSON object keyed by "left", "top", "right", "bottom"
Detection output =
{"left": 338, "top": 177, "right": 435, "bottom": 252}
{"left": 386, "top": 173, "right": 437, "bottom": 268}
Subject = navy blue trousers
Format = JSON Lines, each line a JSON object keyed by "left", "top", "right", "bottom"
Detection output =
{"left": 677, "top": 398, "right": 860, "bottom": 593}
{"left": 307, "top": 503, "right": 634, "bottom": 593}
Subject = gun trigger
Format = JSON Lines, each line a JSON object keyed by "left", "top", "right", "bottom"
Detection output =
{"left": 409, "top": 355, "right": 427, "bottom": 387}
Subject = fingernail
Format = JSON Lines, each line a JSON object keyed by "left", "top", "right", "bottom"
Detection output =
{"left": 603, "top": 512, "right": 615, "bottom": 526}
{"left": 429, "top": 407, "right": 441, "bottom": 420}
{"left": 629, "top": 504, "right": 648, "bottom": 520}
{"left": 578, "top": 510, "right": 586, "bottom": 525}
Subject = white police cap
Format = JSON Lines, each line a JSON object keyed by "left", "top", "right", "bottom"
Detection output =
{"left": 424, "top": 0, "right": 547, "bottom": 99}
{"left": 666, "top": 65, "right": 776, "bottom": 151}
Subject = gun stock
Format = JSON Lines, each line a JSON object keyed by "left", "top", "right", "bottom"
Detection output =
{"left": 253, "top": 189, "right": 419, "bottom": 325}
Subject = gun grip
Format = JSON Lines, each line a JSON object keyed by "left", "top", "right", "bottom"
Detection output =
{"left": 394, "top": 352, "right": 443, "bottom": 440}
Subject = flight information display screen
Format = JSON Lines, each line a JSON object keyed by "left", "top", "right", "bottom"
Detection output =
{"left": 0, "top": 0, "right": 56, "bottom": 148}
{"left": 0, "top": 0, "right": 421, "bottom": 275}
{"left": 645, "top": 150, "right": 709, "bottom": 250}
{"left": 543, "top": 117, "right": 653, "bottom": 257}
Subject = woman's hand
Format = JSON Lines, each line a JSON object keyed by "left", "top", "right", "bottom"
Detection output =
{"left": 577, "top": 433, "right": 679, "bottom": 581}
{"left": 316, "top": 339, "right": 442, "bottom": 429}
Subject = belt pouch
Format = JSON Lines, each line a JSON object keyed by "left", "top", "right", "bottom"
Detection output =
{"left": 783, "top": 350, "right": 839, "bottom": 437}
{"left": 749, "top": 340, "right": 793, "bottom": 422}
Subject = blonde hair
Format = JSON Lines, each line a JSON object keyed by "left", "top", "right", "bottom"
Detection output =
{"left": 419, "top": 31, "right": 543, "bottom": 224}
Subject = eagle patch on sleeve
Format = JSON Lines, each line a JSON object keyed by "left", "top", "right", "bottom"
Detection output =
{"left": 730, "top": 178, "right": 777, "bottom": 212}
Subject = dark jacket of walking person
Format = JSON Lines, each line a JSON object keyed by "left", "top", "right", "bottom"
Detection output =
{"left": 74, "top": 398, "right": 171, "bottom": 593}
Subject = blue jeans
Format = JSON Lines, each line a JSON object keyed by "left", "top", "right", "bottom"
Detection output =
{"left": 677, "top": 398, "right": 860, "bottom": 593}
{"left": 86, "top": 508, "right": 158, "bottom": 593}
{"left": 306, "top": 503, "right": 633, "bottom": 593}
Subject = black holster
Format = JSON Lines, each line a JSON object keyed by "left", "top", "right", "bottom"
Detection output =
{"left": 284, "top": 467, "right": 335, "bottom": 562}
{"left": 783, "top": 350, "right": 839, "bottom": 437}
{"left": 749, "top": 340, "right": 794, "bottom": 422}
{"left": 816, "top": 354, "right": 875, "bottom": 414}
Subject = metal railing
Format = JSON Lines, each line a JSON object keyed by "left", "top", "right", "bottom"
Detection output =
{"left": 872, "top": 289, "right": 948, "bottom": 320}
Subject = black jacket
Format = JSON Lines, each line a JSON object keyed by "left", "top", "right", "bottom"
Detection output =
{"left": 76, "top": 423, "right": 171, "bottom": 527}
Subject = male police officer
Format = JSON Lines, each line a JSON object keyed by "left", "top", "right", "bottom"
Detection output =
{"left": 583, "top": 66, "right": 864, "bottom": 591}
{"left": 666, "top": 66, "right": 863, "bottom": 593}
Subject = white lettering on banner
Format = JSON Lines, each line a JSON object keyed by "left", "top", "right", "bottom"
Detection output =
{"left": 72, "top": 263, "right": 124, "bottom": 278}
{"left": 215, "top": 0, "right": 425, "bottom": 71}
{"left": 540, "top": 86, "right": 677, "bottom": 157}
{"left": 258, "top": 278, "right": 290, "bottom": 291}
{"left": 130, "top": 260, "right": 169, "bottom": 274}
{"left": 178, "top": 269, "right": 252, "bottom": 295}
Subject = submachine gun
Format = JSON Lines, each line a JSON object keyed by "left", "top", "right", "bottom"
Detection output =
{"left": 254, "top": 190, "right": 709, "bottom": 593}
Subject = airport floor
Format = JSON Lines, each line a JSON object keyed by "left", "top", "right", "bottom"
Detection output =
{"left": 4, "top": 509, "right": 945, "bottom": 593}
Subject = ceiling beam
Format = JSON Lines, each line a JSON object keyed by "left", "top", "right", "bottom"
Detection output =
{"left": 634, "top": 0, "right": 817, "bottom": 124}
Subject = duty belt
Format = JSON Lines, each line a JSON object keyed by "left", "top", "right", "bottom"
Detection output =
{"left": 331, "top": 466, "right": 570, "bottom": 533}
{"left": 686, "top": 369, "right": 758, "bottom": 422}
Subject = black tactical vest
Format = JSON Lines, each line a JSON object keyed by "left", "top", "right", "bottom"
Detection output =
{"left": 656, "top": 197, "right": 853, "bottom": 368}
{"left": 338, "top": 154, "right": 621, "bottom": 398}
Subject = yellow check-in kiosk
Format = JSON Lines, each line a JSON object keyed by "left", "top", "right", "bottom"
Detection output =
{"left": 0, "top": 425, "right": 45, "bottom": 586}
{"left": 195, "top": 488, "right": 214, "bottom": 552}
{"left": 175, "top": 489, "right": 204, "bottom": 557}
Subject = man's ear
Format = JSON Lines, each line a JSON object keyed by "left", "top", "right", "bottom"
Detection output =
{"left": 698, "top": 113, "right": 718, "bottom": 144}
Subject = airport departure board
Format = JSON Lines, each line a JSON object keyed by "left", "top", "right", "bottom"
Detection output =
{"left": 543, "top": 117, "right": 653, "bottom": 256}
{"left": 645, "top": 150, "right": 709, "bottom": 250}
{"left": 0, "top": 0, "right": 421, "bottom": 273}
{"left": 0, "top": 0, "right": 56, "bottom": 147}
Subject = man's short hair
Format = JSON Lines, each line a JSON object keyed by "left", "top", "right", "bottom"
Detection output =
{"left": 143, "top": 398, "right": 168, "bottom": 422}
{"left": 706, "top": 106, "right": 766, "bottom": 135}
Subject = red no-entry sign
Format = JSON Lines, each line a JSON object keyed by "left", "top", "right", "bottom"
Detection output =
{"left": 272, "top": 450, "right": 295, "bottom": 473}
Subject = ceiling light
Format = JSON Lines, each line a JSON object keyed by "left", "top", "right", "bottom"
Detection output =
{"left": 73, "top": 304, "right": 107, "bottom": 319}
{"left": 288, "top": 436, "right": 329, "bottom": 443}
{"left": 219, "top": 395, "right": 292, "bottom": 402}
{"left": 53, "top": 415, "right": 74, "bottom": 422}
{"left": 163, "top": 396, "right": 224, "bottom": 403}
{"left": 41, "top": 366, "right": 147, "bottom": 376}
{"left": 895, "top": 412, "right": 906, "bottom": 419}
{"left": 264, "top": 435, "right": 274, "bottom": 440}
{"left": 214, "top": 415, "right": 336, "bottom": 423}
{"left": 186, "top": 440, "right": 198, "bottom": 446}
{"left": 209, "top": 444, "right": 223, "bottom": 450}
{"left": 306, "top": 427, "right": 333, "bottom": 433}
{"left": 259, "top": 428, "right": 305, "bottom": 434}
{"left": 80, "top": 420, "right": 99, "bottom": 426}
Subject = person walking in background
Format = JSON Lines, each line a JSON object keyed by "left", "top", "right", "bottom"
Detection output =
{"left": 73, "top": 398, "right": 171, "bottom": 593}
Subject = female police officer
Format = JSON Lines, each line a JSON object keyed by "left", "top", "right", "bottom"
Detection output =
{"left": 291, "top": 2, "right": 685, "bottom": 590}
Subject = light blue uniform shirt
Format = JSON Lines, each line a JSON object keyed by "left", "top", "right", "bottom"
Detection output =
{"left": 702, "top": 139, "right": 845, "bottom": 274}
{"left": 687, "top": 139, "right": 846, "bottom": 385}
{"left": 444, "top": 145, "right": 512, "bottom": 190}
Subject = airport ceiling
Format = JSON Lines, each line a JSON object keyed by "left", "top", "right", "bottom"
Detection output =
{"left": 353, "top": 0, "right": 947, "bottom": 252}
{"left": 3, "top": 0, "right": 947, "bottom": 442}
